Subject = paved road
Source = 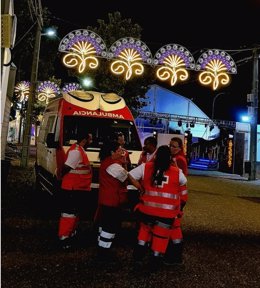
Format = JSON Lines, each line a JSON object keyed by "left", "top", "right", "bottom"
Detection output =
{"left": 188, "top": 168, "right": 260, "bottom": 184}
{"left": 2, "top": 161, "right": 260, "bottom": 288}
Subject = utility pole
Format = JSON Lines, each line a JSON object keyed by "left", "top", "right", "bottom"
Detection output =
{"left": 20, "top": 22, "right": 42, "bottom": 167}
{"left": 248, "top": 48, "right": 259, "bottom": 180}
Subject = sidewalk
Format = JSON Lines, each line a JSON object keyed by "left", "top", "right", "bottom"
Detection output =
{"left": 188, "top": 168, "right": 260, "bottom": 185}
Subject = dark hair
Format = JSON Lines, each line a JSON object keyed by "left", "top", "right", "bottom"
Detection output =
{"left": 76, "top": 133, "right": 91, "bottom": 143}
{"left": 144, "top": 136, "right": 157, "bottom": 147}
{"left": 170, "top": 137, "right": 183, "bottom": 149}
{"left": 152, "top": 145, "right": 172, "bottom": 186}
{"left": 113, "top": 131, "right": 124, "bottom": 141}
{"left": 99, "top": 140, "right": 121, "bottom": 161}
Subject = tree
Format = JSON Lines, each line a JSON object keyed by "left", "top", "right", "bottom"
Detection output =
{"left": 12, "top": 0, "right": 61, "bottom": 132}
{"left": 84, "top": 12, "right": 156, "bottom": 112}
{"left": 13, "top": 0, "right": 59, "bottom": 81}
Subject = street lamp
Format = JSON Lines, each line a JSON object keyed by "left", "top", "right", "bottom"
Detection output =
{"left": 81, "top": 77, "right": 94, "bottom": 88}
{"left": 211, "top": 92, "right": 226, "bottom": 119}
{"left": 241, "top": 115, "right": 251, "bottom": 123}
{"left": 20, "top": 27, "right": 56, "bottom": 167}
{"left": 43, "top": 28, "right": 56, "bottom": 37}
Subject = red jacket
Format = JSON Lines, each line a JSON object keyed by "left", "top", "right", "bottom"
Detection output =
{"left": 172, "top": 151, "right": 188, "bottom": 203}
{"left": 61, "top": 144, "right": 92, "bottom": 191}
{"left": 136, "top": 162, "right": 181, "bottom": 219}
{"left": 98, "top": 157, "right": 127, "bottom": 207}
{"left": 172, "top": 151, "right": 188, "bottom": 176}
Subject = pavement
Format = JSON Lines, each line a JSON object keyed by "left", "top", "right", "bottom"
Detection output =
{"left": 188, "top": 168, "right": 260, "bottom": 185}
{"left": 6, "top": 143, "right": 259, "bottom": 185}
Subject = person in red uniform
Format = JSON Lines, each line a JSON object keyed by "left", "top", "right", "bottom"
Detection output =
{"left": 114, "top": 132, "right": 132, "bottom": 171}
{"left": 138, "top": 136, "right": 157, "bottom": 165}
{"left": 58, "top": 133, "right": 93, "bottom": 250}
{"left": 164, "top": 136, "right": 188, "bottom": 265}
{"left": 130, "top": 136, "right": 158, "bottom": 213}
{"left": 128, "top": 145, "right": 187, "bottom": 271}
{"left": 95, "top": 140, "right": 129, "bottom": 262}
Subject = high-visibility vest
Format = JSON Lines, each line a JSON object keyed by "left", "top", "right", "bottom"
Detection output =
{"left": 137, "top": 162, "right": 181, "bottom": 218}
{"left": 61, "top": 144, "right": 92, "bottom": 191}
{"left": 172, "top": 151, "right": 188, "bottom": 176}
{"left": 172, "top": 151, "right": 188, "bottom": 203}
{"left": 98, "top": 157, "right": 127, "bottom": 207}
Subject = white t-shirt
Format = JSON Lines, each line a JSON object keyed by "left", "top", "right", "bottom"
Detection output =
{"left": 129, "top": 163, "right": 187, "bottom": 186}
{"left": 146, "top": 150, "right": 156, "bottom": 162}
{"left": 106, "top": 163, "right": 128, "bottom": 183}
{"left": 64, "top": 150, "right": 82, "bottom": 169}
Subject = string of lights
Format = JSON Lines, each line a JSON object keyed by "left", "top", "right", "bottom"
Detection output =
{"left": 57, "top": 29, "right": 239, "bottom": 91}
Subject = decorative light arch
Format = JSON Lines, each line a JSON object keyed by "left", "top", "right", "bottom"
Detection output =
{"left": 58, "top": 29, "right": 107, "bottom": 74}
{"left": 62, "top": 82, "right": 82, "bottom": 93}
{"left": 154, "top": 44, "right": 195, "bottom": 86}
{"left": 37, "top": 81, "right": 60, "bottom": 104}
{"left": 57, "top": 30, "right": 238, "bottom": 91}
{"left": 14, "top": 81, "right": 30, "bottom": 103}
{"left": 196, "top": 49, "right": 237, "bottom": 90}
{"left": 108, "top": 37, "right": 153, "bottom": 80}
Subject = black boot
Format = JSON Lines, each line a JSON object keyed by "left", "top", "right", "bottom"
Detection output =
{"left": 164, "top": 242, "right": 183, "bottom": 265}
{"left": 147, "top": 255, "right": 162, "bottom": 272}
{"left": 133, "top": 244, "right": 147, "bottom": 261}
{"left": 96, "top": 246, "right": 118, "bottom": 263}
{"left": 59, "top": 233, "right": 77, "bottom": 251}
{"left": 132, "top": 244, "right": 148, "bottom": 272}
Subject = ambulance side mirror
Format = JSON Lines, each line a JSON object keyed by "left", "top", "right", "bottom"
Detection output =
{"left": 46, "top": 133, "right": 59, "bottom": 148}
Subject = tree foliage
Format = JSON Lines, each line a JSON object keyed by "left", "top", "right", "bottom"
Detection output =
{"left": 13, "top": 0, "right": 59, "bottom": 82}
{"left": 12, "top": 1, "right": 60, "bottom": 122}
{"left": 13, "top": 5, "right": 154, "bottom": 113}
{"left": 84, "top": 12, "right": 156, "bottom": 112}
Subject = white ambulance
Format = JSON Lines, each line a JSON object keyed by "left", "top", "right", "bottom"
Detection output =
{"left": 35, "top": 90, "right": 142, "bottom": 196}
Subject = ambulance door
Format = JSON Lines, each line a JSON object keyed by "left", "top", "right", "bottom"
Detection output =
{"left": 37, "top": 113, "right": 57, "bottom": 173}
{"left": 46, "top": 115, "right": 60, "bottom": 174}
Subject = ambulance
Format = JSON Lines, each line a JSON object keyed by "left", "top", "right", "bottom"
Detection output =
{"left": 35, "top": 90, "right": 143, "bottom": 196}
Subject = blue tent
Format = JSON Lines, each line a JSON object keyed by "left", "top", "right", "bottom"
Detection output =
{"left": 136, "top": 84, "right": 220, "bottom": 140}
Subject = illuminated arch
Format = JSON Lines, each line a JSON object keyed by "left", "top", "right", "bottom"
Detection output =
{"left": 14, "top": 81, "right": 30, "bottom": 103}
{"left": 58, "top": 29, "right": 107, "bottom": 74}
{"left": 196, "top": 49, "right": 237, "bottom": 90}
{"left": 108, "top": 37, "right": 153, "bottom": 80}
{"left": 62, "top": 82, "right": 82, "bottom": 93}
{"left": 37, "top": 81, "right": 60, "bottom": 104}
{"left": 154, "top": 44, "right": 195, "bottom": 86}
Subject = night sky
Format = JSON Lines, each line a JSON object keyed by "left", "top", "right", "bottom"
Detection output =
{"left": 41, "top": 0, "right": 260, "bottom": 122}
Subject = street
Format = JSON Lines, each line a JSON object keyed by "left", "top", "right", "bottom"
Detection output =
{"left": 1, "top": 159, "right": 260, "bottom": 288}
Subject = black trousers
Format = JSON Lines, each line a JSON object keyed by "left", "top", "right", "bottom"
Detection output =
{"left": 97, "top": 205, "right": 122, "bottom": 233}
{"left": 59, "top": 189, "right": 96, "bottom": 219}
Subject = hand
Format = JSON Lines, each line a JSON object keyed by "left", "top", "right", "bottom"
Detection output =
{"left": 139, "top": 186, "right": 145, "bottom": 195}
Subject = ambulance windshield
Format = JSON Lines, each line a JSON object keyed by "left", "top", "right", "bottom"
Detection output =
{"left": 63, "top": 116, "right": 142, "bottom": 150}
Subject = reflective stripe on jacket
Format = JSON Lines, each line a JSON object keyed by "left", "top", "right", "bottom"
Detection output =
{"left": 172, "top": 152, "right": 188, "bottom": 203}
{"left": 179, "top": 184, "right": 188, "bottom": 202}
{"left": 137, "top": 162, "right": 181, "bottom": 218}
{"left": 61, "top": 144, "right": 92, "bottom": 191}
